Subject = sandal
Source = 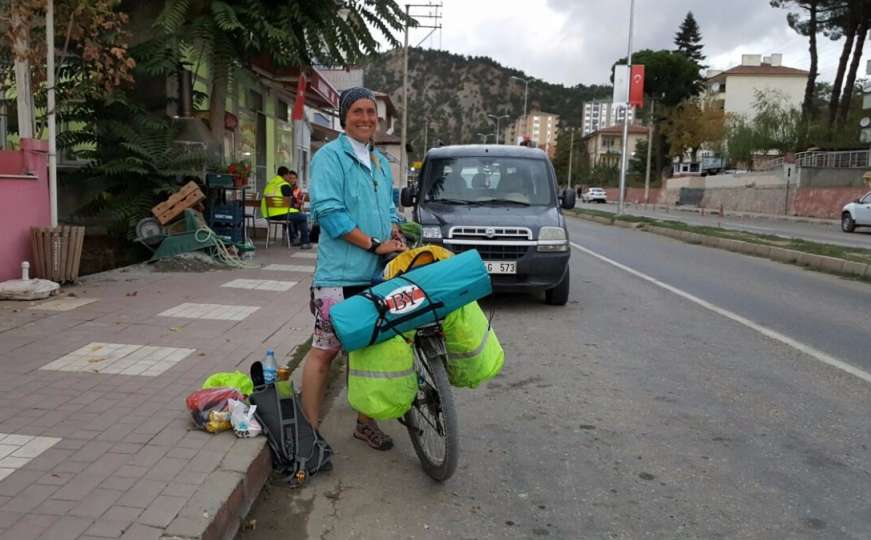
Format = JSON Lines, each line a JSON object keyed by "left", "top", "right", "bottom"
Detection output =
{"left": 353, "top": 420, "right": 394, "bottom": 451}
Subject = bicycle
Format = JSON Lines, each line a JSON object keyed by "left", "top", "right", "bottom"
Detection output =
{"left": 400, "top": 321, "right": 459, "bottom": 481}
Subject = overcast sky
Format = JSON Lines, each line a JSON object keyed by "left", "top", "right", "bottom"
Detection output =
{"left": 390, "top": 0, "right": 871, "bottom": 87}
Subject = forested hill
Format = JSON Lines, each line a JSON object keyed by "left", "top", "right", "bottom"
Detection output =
{"left": 362, "top": 47, "right": 611, "bottom": 159}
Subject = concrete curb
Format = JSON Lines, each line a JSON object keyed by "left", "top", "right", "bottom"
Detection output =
{"left": 571, "top": 212, "right": 870, "bottom": 280}
{"left": 163, "top": 433, "right": 272, "bottom": 540}
{"left": 619, "top": 202, "right": 839, "bottom": 226}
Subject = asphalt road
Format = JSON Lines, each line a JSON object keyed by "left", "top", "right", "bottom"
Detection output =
{"left": 241, "top": 218, "right": 871, "bottom": 539}
{"left": 578, "top": 202, "right": 871, "bottom": 250}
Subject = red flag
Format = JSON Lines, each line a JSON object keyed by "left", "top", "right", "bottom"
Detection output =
{"left": 629, "top": 65, "right": 644, "bottom": 108}
{"left": 291, "top": 73, "right": 307, "bottom": 121}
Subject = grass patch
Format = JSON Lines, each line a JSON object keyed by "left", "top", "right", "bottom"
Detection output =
{"left": 285, "top": 336, "right": 312, "bottom": 372}
{"left": 571, "top": 208, "right": 871, "bottom": 265}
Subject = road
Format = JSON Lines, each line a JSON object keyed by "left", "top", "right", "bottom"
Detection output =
{"left": 241, "top": 216, "right": 871, "bottom": 539}
{"left": 578, "top": 202, "right": 871, "bottom": 250}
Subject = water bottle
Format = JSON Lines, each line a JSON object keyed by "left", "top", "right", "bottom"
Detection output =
{"left": 263, "top": 349, "right": 278, "bottom": 385}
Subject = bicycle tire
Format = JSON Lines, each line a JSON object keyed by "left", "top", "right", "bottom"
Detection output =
{"left": 404, "top": 338, "right": 459, "bottom": 481}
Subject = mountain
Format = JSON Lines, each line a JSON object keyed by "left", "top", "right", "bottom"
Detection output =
{"left": 362, "top": 47, "right": 611, "bottom": 160}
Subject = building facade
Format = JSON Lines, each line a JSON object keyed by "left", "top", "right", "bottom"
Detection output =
{"left": 583, "top": 125, "right": 650, "bottom": 167}
{"left": 503, "top": 111, "right": 560, "bottom": 157}
{"left": 581, "top": 100, "right": 635, "bottom": 136}
{"left": 704, "top": 54, "right": 808, "bottom": 119}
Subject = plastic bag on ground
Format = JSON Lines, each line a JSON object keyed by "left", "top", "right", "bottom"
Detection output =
{"left": 185, "top": 387, "right": 244, "bottom": 431}
{"left": 228, "top": 399, "right": 262, "bottom": 438}
{"left": 201, "top": 371, "right": 254, "bottom": 396}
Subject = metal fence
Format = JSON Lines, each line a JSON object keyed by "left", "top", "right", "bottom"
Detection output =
{"left": 795, "top": 150, "right": 870, "bottom": 169}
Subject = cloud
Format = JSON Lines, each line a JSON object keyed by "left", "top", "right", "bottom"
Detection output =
{"left": 389, "top": 0, "right": 870, "bottom": 87}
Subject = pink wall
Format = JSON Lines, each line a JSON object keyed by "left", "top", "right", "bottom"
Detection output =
{"left": 0, "top": 139, "right": 50, "bottom": 281}
{"left": 792, "top": 186, "right": 870, "bottom": 219}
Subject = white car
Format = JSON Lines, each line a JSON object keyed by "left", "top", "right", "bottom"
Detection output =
{"left": 582, "top": 187, "right": 607, "bottom": 204}
{"left": 841, "top": 191, "right": 871, "bottom": 232}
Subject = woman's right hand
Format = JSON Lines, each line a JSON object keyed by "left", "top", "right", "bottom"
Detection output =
{"left": 375, "top": 238, "right": 406, "bottom": 255}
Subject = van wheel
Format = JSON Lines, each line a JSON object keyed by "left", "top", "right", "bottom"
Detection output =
{"left": 545, "top": 271, "right": 570, "bottom": 306}
{"left": 842, "top": 212, "right": 856, "bottom": 233}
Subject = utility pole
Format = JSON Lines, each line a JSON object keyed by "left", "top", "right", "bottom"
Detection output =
{"left": 643, "top": 98, "right": 654, "bottom": 205}
{"left": 423, "top": 119, "right": 428, "bottom": 155}
{"left": 400, "top": 3, "right": 442, "bottom": 187}
{"left": 567, "top": 129, "right": 575, "bottom": 189}
{"left": 487, "top": 113, "right": 510, "bottom": 144}
{"left": 618, "top": 0, "right": 635, "bottom": 214}
{"left": 511, "top": 76, "right": 531, "bottom": 128}
{"left": 47, "top": 0, "right": 58, "bottom": 227}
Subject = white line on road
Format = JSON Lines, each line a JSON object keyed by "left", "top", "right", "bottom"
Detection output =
{"left": 571, "top": 241, "right": 871, "bottom": 385}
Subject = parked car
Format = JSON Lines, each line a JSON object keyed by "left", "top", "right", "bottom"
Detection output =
{"left": 581, "top": 187, "right": 607, "bottom": 203}
{"left": 841, "top": 191, "right": 871, "bottom": 232}
{"left": 400, "top": 145, "right": 575, "bottom": 305}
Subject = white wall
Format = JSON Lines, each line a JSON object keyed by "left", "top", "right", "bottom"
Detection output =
{"left": 724, "top": 75, "right": 806, "bottom": 119}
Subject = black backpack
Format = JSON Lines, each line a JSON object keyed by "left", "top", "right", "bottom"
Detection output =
{"left": 249, "top": 383, "right": 332, "bottom": 487}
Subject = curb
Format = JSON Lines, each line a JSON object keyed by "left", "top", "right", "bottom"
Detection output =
{"left": 164, "top": 440, "right": 272, "bottom": 540}
{"left": 572, "top": 212, "right": 871, "bottom": 280}
{"left": 618, "top": 202, "right": 839, "bottom": 226}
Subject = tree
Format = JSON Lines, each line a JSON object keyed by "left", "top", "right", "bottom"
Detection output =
{"left": 612, "top": 49, "right": 703, "bottom": 107}
{"left": 629, "top": 138, "right": 648, "bottom": 177}
{"left": 137, "top": 0, "right": 412, "bottom": 150}
{"left": 673, "top": 11, "right": 705, "bottom": 64}
{"left": 552, "top": 128, "right": 588, "bottom": 188}
{"left": 660, "top": 98, "right": 726, "bottom": 161}
{"left": 724, "top": 90, "right": 802, "bottom": 165}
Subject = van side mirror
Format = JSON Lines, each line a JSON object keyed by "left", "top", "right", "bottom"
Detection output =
{"left": 560, "top": 188, "right": 576, "bottom": 210}
{"left": 400, "top": 186, "right": 417, "bottom": 207}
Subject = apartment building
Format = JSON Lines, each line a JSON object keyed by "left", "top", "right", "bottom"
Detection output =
{"left": 704, "top": 53, "right": 808, "bottom": 119}
{"left": 581, "top": 100, "right": 635, "bottom": 136}
{"left": 503, "top": 111, "right": 560, "bottom": 156}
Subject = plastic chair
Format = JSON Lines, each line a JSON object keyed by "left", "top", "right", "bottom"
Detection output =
{"left": 264, "top": 197, "right": 293, "bottom": 248}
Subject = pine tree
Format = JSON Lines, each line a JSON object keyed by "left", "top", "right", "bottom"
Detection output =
{"left": 674, "top": 11, "right": 705, "bottom": 64}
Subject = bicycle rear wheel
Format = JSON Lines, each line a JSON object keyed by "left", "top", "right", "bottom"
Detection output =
{"left": 404, "top": 335, "right": 458, "bottom": 481}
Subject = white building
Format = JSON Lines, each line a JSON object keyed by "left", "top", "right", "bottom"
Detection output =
{"left": 704, "top": 54, "right": 808, "bottom": 119}
{"left": 581, "top": 100, "right": 635, "bottom": 136}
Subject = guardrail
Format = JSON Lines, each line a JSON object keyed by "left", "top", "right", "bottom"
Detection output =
{"left": 795, "top": 150, "right": 870, "bottom": 168}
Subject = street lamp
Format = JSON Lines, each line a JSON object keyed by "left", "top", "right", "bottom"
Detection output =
{"left": 487, "top": 114, "right": 510, "bottom": 144}
{"left": 510, "top": 76, "right": 531, "bottom": 122}
{"left": 476, "top": 132, "right": 494, "bottom": 144}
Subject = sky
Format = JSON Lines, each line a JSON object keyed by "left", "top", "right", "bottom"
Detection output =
{"left": 386, "top": 0, "right": 871, "bottom": 87}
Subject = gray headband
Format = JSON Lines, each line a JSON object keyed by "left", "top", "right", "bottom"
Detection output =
{"left": 339, "top": 87, "right": 377, "bottom": 128}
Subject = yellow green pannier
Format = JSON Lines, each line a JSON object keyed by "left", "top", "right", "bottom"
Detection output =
{"left": 348, "top": 336, "right": 418, "bottom": 419}
{"left": 442, "top": 302, "right": 504, "bottom": 388}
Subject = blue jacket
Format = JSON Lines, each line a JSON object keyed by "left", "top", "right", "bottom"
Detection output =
{"left": 310, "top": 134, "right": 399, "bottom": 287}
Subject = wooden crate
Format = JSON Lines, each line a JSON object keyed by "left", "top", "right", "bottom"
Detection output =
{"left": 152, "top": 181, "right": 205, "bottom": 225}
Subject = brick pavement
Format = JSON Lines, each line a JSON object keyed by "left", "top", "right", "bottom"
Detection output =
{"left": 0, "top": 245, "right": 317, "bottom": 540}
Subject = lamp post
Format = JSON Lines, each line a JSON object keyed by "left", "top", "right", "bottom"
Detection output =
{"left": 567, "top": 128, "right": 577, "bottom": 190}
{"left": 477, "top": 132, "right": 493, "bottom": 144}
{"left": 617, "top": 0, "right": 635, "bottom": 215}
{"left": 510, "top": 76, "right": 530, "bottom": 122}
{"left": 487, "top": 114, "right": 510, "bottom": 144}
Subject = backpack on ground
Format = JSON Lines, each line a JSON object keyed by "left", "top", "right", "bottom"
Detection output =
{"left": 249, "top": 383, "right": 332, "bottom": 487}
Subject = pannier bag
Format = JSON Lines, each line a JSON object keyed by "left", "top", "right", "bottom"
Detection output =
{"left": 348, "top": 335, "right": 418, "bottom": 419}
{"left": 383, "top": 244, "right": 455, "bottom": 280}
{"left": 331, "top": 249, "right": 492, "bottom": 351}
{"left": 249, "top": 383, "right": 332, "bottom": 487}
{"left": 443, "top": 301, "right": 505, "bottom": 388}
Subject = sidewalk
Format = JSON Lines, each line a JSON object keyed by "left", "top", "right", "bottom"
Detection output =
{"left": 0, "top": 243, "right": 317, "bottom": 540}
{"left": 616, "top": 201, "right": 839, "bottom": 226}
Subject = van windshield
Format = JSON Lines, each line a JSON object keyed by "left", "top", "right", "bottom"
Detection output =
{"left": 422, "top": 157, "right": 554, "bottom": 206}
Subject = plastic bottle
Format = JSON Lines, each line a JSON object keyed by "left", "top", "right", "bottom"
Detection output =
{"left": 263, "top": 349, "right": 278, "bottom": 384}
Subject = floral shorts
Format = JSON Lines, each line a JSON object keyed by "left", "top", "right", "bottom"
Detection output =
{"left": 310, "top": 285, "right": 368, "bottom": 352}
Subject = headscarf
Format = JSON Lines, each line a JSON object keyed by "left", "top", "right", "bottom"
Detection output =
{"left": 339, "top": 87, "right": 377, "bottom": 128}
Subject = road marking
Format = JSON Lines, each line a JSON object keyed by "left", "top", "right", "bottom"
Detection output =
{"left": 571, "top": 241, "right": 871, "bottom": 385}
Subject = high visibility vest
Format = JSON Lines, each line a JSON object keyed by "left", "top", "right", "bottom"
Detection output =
{"left": 260, "top": 176, "right": 300, "bottom": 218}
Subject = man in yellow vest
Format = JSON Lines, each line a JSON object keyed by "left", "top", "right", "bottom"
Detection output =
{"left": 261, "top": 166, "right": 311, "bottom": 249}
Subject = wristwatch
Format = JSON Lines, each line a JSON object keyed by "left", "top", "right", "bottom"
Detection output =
{"left": 367, "top": 237, "right": 382, "bottom": 253}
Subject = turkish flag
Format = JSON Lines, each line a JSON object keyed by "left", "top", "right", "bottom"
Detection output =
{"left": 629, "top": 65, "right": 644, "bottom": 108}
{"left": 291, "top": 73, "right": 307, "bottom": 121}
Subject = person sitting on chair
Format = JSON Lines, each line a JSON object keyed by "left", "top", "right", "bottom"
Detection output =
{"left": 261, "top": 166, "right": 311, "bottom": 249}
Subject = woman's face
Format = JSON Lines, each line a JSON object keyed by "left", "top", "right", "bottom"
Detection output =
{"left": 345, "top": 98, "right": 379, "bottom": 143}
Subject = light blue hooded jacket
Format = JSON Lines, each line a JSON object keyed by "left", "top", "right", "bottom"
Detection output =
{"left": 310, "top": 134, "right": 399, "bottom": 287}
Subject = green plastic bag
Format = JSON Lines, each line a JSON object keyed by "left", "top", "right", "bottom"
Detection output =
{"left": 202, "top": 371, "right": 254, "bottom": 396}
{"left": 348, "top": 336, "right": 417, "bottom": 420}
{"left": 443, "top": 302, "right": 504, "bottom": 388}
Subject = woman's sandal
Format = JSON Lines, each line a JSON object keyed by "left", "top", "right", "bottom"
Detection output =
{"left": 353, "top": 420, "right": 394, "bottom": 451}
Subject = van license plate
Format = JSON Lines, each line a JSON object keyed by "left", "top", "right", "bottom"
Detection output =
{"left": 485, "top": 261, "right": 517, "bottom": 274}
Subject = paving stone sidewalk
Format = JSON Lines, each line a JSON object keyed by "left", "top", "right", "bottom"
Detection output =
{"left": 0, "top": 245, "right": 316, "bottom": 540}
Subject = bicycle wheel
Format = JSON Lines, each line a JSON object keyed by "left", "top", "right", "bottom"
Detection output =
{"left": 404, "top": 335, "right": 459, "bottom": 481}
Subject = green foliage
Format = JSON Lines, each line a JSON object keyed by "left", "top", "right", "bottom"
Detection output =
{"left": 60, "top": 98, "right": 206, "bottom": 238}
{"left": 725, "top": 90, "right": 801, "bottom": 164}
{"left": 629, "top": 139, "right": 649, "bottom": 177}
{"left": 612, "top": 49, "right": 703, "bottom": 107}
{"left": 674, "top": 11, "right": 705, "bottom": 64}
{"left": 552, "top": 129, "right": 588, "bottom": 188}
